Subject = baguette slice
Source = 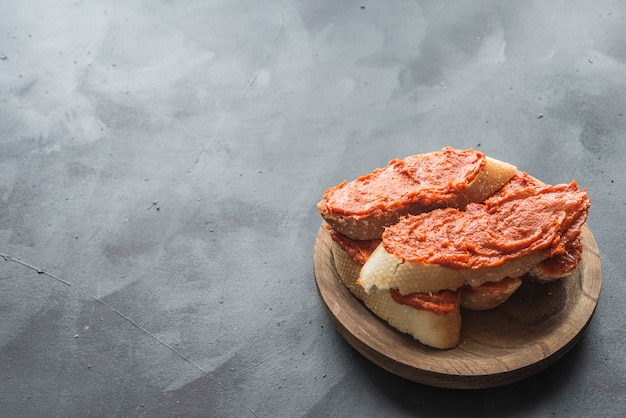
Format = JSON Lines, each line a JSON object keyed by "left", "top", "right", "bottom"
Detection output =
{"left": 358, "top": 241, "right": 543, "bottom": 295}
{"left": 358, "top": 182, "right": 590, "bottom": 295}
{"left": 331, "top": 239, "right": 461, "bottom": 349}
{"left": 318, "top": 147, "right": 516, "bottom": 240}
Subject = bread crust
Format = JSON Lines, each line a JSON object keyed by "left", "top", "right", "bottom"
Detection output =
{"left": 448, "top": 156, "right": 519, "bottom": 209}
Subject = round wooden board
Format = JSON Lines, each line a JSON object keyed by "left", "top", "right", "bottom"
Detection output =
{"left": 313, "top": 223, "right": 602, "bottom": 389}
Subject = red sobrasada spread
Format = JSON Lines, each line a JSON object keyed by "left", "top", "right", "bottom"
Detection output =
{"left": 382, "top": 182, "right": 590, "bottom": 270}
{"left": 390, "top": 289, "right": 460, "bottom": 314}
{"left": 536, "top": 237, "right": 583, "bottom": 275}
{"left": 327, "top": 225, "right": 380, "bottom": 265}
{"left": 484, "top": 173, "right": 584, "bottom": 275}
{"left": 318, "top": 147, "right": 486, "bottom": 219}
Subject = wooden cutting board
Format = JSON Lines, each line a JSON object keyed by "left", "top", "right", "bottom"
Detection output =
{"left": 313, "top": 223, "right": 602, "bottom": 389}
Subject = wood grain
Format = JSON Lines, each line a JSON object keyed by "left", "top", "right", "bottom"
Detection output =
{"left": 313, "top": 223, "right": 602, "bottom": 389}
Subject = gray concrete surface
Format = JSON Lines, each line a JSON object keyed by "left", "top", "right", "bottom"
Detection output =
{"left": 1, "top": 1, "right": 625, "bottom": 416}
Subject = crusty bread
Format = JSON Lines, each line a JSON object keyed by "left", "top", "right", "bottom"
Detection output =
{"left": 318, "top": 148, "right": 517, "bottom": 240}
{"left": 358, "top": 243, "right": 544, "bottom": 295}
{"left": 331, "top": 239, "right": 461, "bottom": 349}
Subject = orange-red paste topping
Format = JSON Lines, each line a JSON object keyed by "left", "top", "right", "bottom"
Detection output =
{"left": 389, "top": 288, "right": 460, "bottom": 314}
{"left": 318, "top": 147, "right": 485, "bottom": 219}
{"left": 327, "top": 227, "right": 380, "bottom": 265}
{"left": 536, "top": 236, "right": 583, "bottom": 275}
{"left": 482, "top": 173, "right": 584, "bottom": 275}
{"left": 382, "top": 182, "right": 590, "bottom": 269}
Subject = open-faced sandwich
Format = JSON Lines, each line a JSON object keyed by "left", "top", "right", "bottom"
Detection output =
{"left": 317, "top": 147, "right": 590, "bottom": 349}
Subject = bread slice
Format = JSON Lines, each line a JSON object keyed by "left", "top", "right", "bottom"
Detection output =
{"left": 358, "top": 242, "right": 543, "bottom": 295}
{"left": 358, "top": 182, "right": 590, "bottom": 295}
{"left": 330, "top": 229, "right": 527, "bottom": 348}
{"left": 331, "top": 239, "right": 461, "bottom": 349}
{"left": 318, "top": 147, "right": 517, "bottom": 240}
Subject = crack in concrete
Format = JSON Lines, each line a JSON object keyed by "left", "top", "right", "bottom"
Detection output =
{"left": 0, "top": 252, "right": 229, "bottom": 390}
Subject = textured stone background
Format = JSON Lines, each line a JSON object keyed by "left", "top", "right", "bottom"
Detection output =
{"left": 1, "top": 1, "right": 624, "bottom": 416}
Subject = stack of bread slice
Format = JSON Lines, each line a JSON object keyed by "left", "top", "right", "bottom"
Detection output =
{"left": 317, "top": 147, "right": 590, "bottom": 349}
